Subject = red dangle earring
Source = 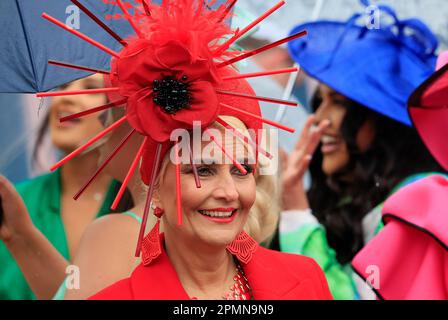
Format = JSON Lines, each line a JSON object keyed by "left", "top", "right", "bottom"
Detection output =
{"left": 141, "top": 205, "right": 165, "bottom": 266}
{"left": 226, "top": 231, "right": 258, "bottom": 264}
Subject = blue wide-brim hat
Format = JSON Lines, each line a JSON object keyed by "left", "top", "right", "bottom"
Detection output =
{"left": 288, "top": 1, "right": 438, "bottom": 126}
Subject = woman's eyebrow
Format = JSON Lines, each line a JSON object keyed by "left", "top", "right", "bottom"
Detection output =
{"left": 194, "top": 158, "right": 218, "bottom": 165}
{"left": 191, "top": 158, "right": 252, "bottom": 165}
{"left": 236, "top": 157, "right": 251, "bottom": 164}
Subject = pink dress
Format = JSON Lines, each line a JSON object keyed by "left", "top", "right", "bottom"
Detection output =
{"left": 352, "top": 53, "right": 448, "bottom": 300}
{"left": 352, "top": 175, "right": 448, "bottom": 300}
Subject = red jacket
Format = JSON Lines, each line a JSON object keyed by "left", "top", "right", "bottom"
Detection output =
{"left": 90, "top": 243, "right": 333, "bottom": 300}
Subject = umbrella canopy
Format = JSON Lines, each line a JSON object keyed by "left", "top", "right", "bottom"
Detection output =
{"left": 0, "top": 0, "right": 145, "bottom": 93}
{"left": 0, "top": 0, "right": 231, "bottom": 94}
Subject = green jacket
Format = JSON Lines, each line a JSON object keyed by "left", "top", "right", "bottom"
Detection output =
{"left": 0, "top": 169, "right": 119, "bottom": 300}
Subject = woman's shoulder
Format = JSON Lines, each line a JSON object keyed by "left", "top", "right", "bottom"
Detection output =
{"left": 393, "top": 171, "right": 447, "bottom": 193}
{"left": 78, "top": 213, "right": 141, "bottom": 250}
{"left": 255, "top": 245, "right": 325, "bottom": 274}
{"left": 72, "top": 213, "right": 142, "bottom": 268}
{"left": 89, "top": 248, "right": 334, "bottom": 301}
{"left": 89, "top": 212, "right": 141, "bottom": 227}
{"left": 250, "top": 246, "right": 333, "bottom": 300}
{"left": 70, "top": 214, "right": 142, "bottom": 299}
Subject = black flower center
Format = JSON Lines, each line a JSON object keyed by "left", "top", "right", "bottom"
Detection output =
{"left": 152, "top": 76, "right": 191, "bottom": 114}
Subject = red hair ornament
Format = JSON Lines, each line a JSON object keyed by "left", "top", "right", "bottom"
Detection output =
{"left": 36, "top": 0, "right": 307, "bottom": 259}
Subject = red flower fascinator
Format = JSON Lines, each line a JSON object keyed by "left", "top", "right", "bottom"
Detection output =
{"left": 36, "top": 0, "right": 307, "bottom": 256}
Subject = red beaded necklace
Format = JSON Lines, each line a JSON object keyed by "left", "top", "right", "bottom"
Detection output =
{"left": 222, "top": 263, "right": 252, "bottom": 300}
{"left": 190, "top": 262, "right": 252, "bottom": 300}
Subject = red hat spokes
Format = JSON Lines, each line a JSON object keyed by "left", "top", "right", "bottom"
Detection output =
{"left": 36, "top": 0, "right": 307, "bottom": 256}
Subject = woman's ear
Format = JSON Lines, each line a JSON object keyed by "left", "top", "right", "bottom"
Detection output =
{"left": 356, "top": 118, "right": 376, "bottom": 152}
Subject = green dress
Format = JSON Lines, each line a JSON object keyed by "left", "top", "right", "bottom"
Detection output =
{"left": 0, "top": 168, "right": 120, "bottom": 300}
{"left": 279, "top": 173, "right": 439, "bottom": 300}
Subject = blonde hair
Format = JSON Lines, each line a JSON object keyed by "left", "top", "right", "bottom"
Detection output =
{"left": 218, "top": 116, "right": 279, "bottom": 245}
{"left": 147, "top": 116, "right": 279, "bottom": 245}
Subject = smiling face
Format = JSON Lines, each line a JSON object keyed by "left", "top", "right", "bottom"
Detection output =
{"left": 49, "top": 74, "right": 107, "bottom": 153}
{"left": 155, "top": 118, "right": 257, "bottom": 248}
{"left": 314, "top": 84, "right": 375, "bottom": 176}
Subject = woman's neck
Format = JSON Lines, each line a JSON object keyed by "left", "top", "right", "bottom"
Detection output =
{"left": 164, "top": 232, "right": 236, "bottom": 299}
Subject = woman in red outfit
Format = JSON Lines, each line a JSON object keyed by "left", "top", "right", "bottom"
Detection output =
{"left": 90, "top": 114, "right": 333, "bottom": 300}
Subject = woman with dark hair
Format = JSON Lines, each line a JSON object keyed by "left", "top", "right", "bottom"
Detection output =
{"left": 308, "top": 87, "right": 442, "bottom": 264}
{"left": 278, "top": 2, "right": 443, "bottom": 300}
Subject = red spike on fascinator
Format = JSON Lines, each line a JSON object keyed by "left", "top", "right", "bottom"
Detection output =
{"left": 37, "top": 0, "right": 306, "bottom": 258}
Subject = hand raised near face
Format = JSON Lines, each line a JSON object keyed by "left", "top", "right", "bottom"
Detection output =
{"left": 280, "top": 115, "right": 330, "bottom": 211}
{"left": 0, "top": 176, "right": 34, "bottom": 244}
